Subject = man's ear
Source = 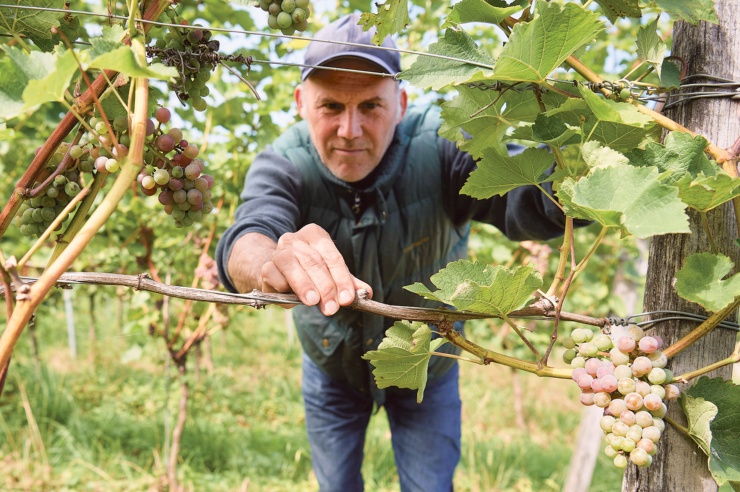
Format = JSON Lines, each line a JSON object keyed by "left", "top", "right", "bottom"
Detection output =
{"left": 398, "top": 88, "right": 408, "bottom": 123}
{"left": 295, "top": 84, "right": 304, "bottom": 118}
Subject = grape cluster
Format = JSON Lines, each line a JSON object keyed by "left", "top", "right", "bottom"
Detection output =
{"left": 564, "top": 326, "right": 680, "bottom": 469}
{"left": 133, "top": 107, "right": 215, "bottom": 228}
{"left": 254, "top": 0, "right": 311, "bottom": 35}
{"left": 14, "top": 144, "right": 89, "bottom": 238}
{"left": 147, "top": 9, "right": 219, "bottom": 110}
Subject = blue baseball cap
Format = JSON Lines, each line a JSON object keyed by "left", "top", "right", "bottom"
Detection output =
{"left": 301, "top": 14, "right": 401, "bottom": 81}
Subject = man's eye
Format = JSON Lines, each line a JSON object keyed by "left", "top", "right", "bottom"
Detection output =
{"left": 325, "top": 103, "right": 342, "bottom": 110}
{"left": 363, "top": 102, "right": 378, "bottom": 110}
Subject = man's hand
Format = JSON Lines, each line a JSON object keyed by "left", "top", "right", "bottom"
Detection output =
{"left": 228, "top": 225, "right": 372, "bottom": 316}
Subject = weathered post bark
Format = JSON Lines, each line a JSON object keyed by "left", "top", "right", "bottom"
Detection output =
{"left": 623, "top": 2, "right": 740, "bottom": 491}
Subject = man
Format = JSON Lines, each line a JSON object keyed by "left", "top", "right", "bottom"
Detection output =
{"left": 216, "top": 14, "right": 568, "bottom": 491}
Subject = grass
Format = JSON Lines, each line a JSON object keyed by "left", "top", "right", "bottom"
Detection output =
{"left": 0, "top": 288, "right": 626, "bottom": 491}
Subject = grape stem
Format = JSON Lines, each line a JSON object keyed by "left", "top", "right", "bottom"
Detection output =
{"left": 663, "top": 415, "right": 690, "bottom": 439}
{"left": 546, "top": 218, "right": 573, "bottom": 296}
{"left": 674, "top": 343, "right": 740, "bottom": 383}
{"left": 430, "top": 351, "right": 484, "bottom": 365}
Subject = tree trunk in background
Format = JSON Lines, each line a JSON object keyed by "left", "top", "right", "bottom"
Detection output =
{"left": 623, "top": 3, "right": 740, "bottom": 491}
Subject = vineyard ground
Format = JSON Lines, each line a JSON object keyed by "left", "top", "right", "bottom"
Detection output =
{"left": 4, "top": 286, "right": 726, "bottom": 491}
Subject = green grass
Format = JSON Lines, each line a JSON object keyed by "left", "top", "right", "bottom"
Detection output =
{"left": 0, "top": 289, "right": 625, "bottom": 491}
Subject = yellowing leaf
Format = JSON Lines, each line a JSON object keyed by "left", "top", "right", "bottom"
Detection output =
{"left": 675, "top": 253, "right": 740, "bottom": 312}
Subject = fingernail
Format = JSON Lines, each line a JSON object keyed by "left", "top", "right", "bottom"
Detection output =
{"left": 339, "top": 290, "right": 353, "bottom": 304}
{"left": 306, "top": 290, "right": 320, "bottom": 305}
{"left": 324, "top": 301, "right": 338, "bottom": 315}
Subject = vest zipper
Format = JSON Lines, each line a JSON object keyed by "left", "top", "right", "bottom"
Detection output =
{"left": 351, "top": 191, "right": 361, "bottom": 217}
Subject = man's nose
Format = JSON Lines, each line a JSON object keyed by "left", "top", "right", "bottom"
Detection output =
{"left": 337, "top": 109, "right": 362, "bottom": 139}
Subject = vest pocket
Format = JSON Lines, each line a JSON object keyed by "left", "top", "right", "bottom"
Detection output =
{"left": 293, "top": 305, "right": 346, "bottom": 369}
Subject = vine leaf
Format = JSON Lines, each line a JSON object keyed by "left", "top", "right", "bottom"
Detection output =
{"left": 21, "top": 46, "right": 78, "bottom": 110}
{"left": 358, "top": 0, "right": 409, "bottom": 45}
{"left": 0, "top": 0, "right": 67, "bottom": 51}
{"left": 627, "top": 131, "right": 716, "bottom": 183}
{"left": 655, "top": 0, "right": 719, "bottom": 25}
{"left": 461, "top": 147, "right": 554, "bottom": 198}
{"left": 590, "top": 0, "right": 642, "bottom": 23}
{"left": 676, "top": 173, "right": 740, "bottom": 213}
{"left": 576, "top": 86, "right": 657, "bottom": 152}
{"left": 0, "top": 45, "right": 53, "bottom": 118}
{"left": 405, "top": 260, "right": 543, "bottom": 316}
{"left": 361, "top": 321, "right": 446, "bottom": 403}
{"left": 660, "top": 58, "right": 682, "bottom": 90}
{"left": 558, "top": 164, "right": 690, "bottom": 238}
{"left": 399, "top": 29, "right": 494, "bottom": 90}
{"left": 443, "top": 0, "right": 528, "bottom": 28}
{"left": 511, "top": 113, "right": 582, "bottom": 148}
{"left": 580, "top": 141, "right": 629, "bottom": 169}
{"left": 439, "top": 87, "right": 548, "bottom": 158}
{"left": 492, "top": 2, "right": 604, "bottom": 84}
{"left": 674, "top": 253, "right": 740, "bottom": 312}
{"left": 636, "top": 18, "right": 666, "bottom": 77}
{"left": 681, "top": 377, "right": 740, "bottom": 488}
{"left": 83, "top": 26, "right": 177, "bottom": 80}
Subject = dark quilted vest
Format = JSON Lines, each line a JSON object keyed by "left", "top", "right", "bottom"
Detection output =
{"left": 271, "top": 106, "right": 470, "bottom": 397}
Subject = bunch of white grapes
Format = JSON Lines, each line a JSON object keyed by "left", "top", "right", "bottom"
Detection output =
{"left": 254, "top": 0, "right": 311, "bottom": 35}
{"left": 563, "top": 325, "right": 680, "bottom": 469}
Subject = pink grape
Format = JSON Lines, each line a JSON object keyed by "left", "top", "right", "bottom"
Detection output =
{"left": 631, "top": 356, "right": 653, "bottom": 377}
{"left": 585, "top": 358, "right": 601, "bottom": 376}
{"left": 617, "top": 336, "right": 636, "bottom": 352}
{"left": 201, "top": 174, "right": 214, "bottom": 189}
{"left": 591, "top": 378, "right": 604, "bottom": 392}
{"left": 185, "top": 163, "right": 201, "bottom": 180}
{"left": 572, "top": 368, "right": 587, "bottom": 382}
{"left": 168, "top": 178, "right": 184, "bottom": 191}
{"left": 637, "top": 438, "right": 655, "bottom": 454}
{"left": 600, "top": 374, "right": 618, "bottom": 393}
{"left": 183, "top": 144, "right": 199, "bottom": 159}
{"left": 665, "top": 384, "right": 680, "bottom": 400}
{"left": 643, "top": 393, "right": 663, "bottom": 411}
{"left": 635, "top": 411, "right": 653, "bottom": 427}
{"left": 169, "top": 128, "right": 184, "bottom": 142}
{"left": 635, "top": 380, "right": 651, "bottom": 397}
{"left": 639, "top": 336, "right": 660, "bottom": 354}
{"left": 579, "top": 391, "right": 595, "bottom": 406}
{"left": 619, "top": 410, "right": 636, "bottom": 426}
{"left": 594, "top": 392, "right": 612, "bottom": 408}
{"left": 624, "top": 392, "right": 644, "bottom": 411}
{"left": 141, "top": 185, "right": 157, "bottom": 196}
{"left": 155, "top": 107, "right": 171, "bottom": 123}
{"left": 146, "top": 119, "right": 156, "bottom": 136}
{"left": 158, "top": 190, "right": 174, "bottom": 205}
{"left": 577, "top": 374, "right": 594, "bottom": 390}
{"left": 608, "top": 399, "right": 627, "bottom": 416}
{"left": 157, "top": 134, "right": 176, "bottom": 153}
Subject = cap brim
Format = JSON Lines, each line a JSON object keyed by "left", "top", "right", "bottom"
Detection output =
{"left": 301, "top": 52, "right": 396, "bottom": 81}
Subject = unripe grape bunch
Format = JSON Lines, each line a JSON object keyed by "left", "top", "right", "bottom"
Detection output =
{"left": 14, "top": 143, "right": 91, "bottom": 238}
{"left": 146, "top": 8, "right": 220, "bottom": 110}
{"left": 254, "top": 0, "right": 312, "bottom": 35}
{"left": 563, "top": 325, "right": 680, "bottom": 469}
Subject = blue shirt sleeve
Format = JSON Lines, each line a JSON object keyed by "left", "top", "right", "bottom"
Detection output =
{"left": 215, "top": 148, "right": 303, "bottom": 292}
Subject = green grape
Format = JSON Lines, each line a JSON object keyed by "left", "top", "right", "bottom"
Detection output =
{"left": 69, "top": 145, "right": 84, "bottom": 159}
{"left": 199, "top": 86, "right": 210, "bottom": 97}
{"left": 188, "top": 209, "right": 203, "bottom": 222}
{"left": 46, "top": 186, "right": 59, "bottom": 198}
{"left": 259, "top": 0, "right": 271, "bottom": 10}
{"left": 30, "top": 196, "right": 43, "bottom": 207}
{"left": 41, "top": 196, "right": 55, "bottom": 208}
{"left": 113, "top": 116, "right": 129, "bottom": 132}
{"left": 281, "top": 25, "right": 296, "bottom": 36}
{"left": 276, "top": 11, "right": 293, "bottom": 28}
{"left": 295, "top": 0, "right": 309, "bottom": 8}
{"left": 105, "top": 159, "right": 120, "bottom": 173}
{"left": 65, "top": 182, "right": 81, "bottom": 196}
{"left": 295, "top": 19, "right": 308, "bottom": 32}
{"left": 192, "top": 98, "right": 208, "bottom": 112}
{"left": 269, "top": 2, "right": 281, "bottom": 15}
{"left": 41, "top": 207, "right": 56, "bottom": 222}
{"left": 281, "top": 0, "right": 296, "bottom": 13}
{"left": 95, "top": 121, "right": 108, "bottom": 134}
{"left": 54, "top": 175, "right": 67, "bottom": 187}
{"left": 292, "top": 7, "right": 306, "bottom": 23}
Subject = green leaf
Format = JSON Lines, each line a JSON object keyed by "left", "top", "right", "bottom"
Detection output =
{"left": 660, "top": 58, "right": 682, "bottom": 90}
{"left": 443, "top": 0, "right": 527, "bottom": 28}
{"left": 676, "top": 172, "right": 740, "bottom": 213}
{"left": 636, "top": 18, "right": 666, "bottom": 77}
{"left": 0, "top": 0, "right": 63, "bottom": 50}
{"left": 675, "top": 253, "right": 740, "bottom": 312}
{"left": 577, "top": 86, "right": 657, "bottom": 152}
{"left": 84, "top": 27, "right": 177, "bottom": 81}
{"left": 580, "top": 140, "right": 630, "bottom": 169}
{"left": 655, "top": 0, "right": 719, "bottom": 25}
{"left": 682, "top": 377, "right": 740, "bottom": 488}
{"left": 0, "top": 45, "right": 56, "bottom": 118}
{"left": 626, "top": 131, "right": 716, "bottom": 183}
{"left": 461, "top": 147, "right": 554, "bottom": 198}
{"left": 21, "top": 47, "right": 78, "bottom": 110}
{"left": 405, "top": 260, "right": 543, "bottom": 316}
{"left": 558, "top": 164, "right": 690, "bottom": 238}
{"left": 361, "top": 321, "right": 446, "bottom": 403}
{"left": 591, "top": 0, "right": 642, "bottom": 23}
{"left": 513, "top": 113, "right": 582, "bottom": 148}
{"left": 439, "top": 87, "right": 543, "bottom": 158}
{"left": 358, "top": 0, "right": 410, "bottom": 45}
{"left": 399, "top": 29, "right": 494, "bottom": 90}
{"left": 493, "top": 2, "right": 604, "bottom": 83}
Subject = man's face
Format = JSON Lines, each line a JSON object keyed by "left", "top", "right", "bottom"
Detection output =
{"left": 295, "top": 58, "right": 408, "bottom": 183}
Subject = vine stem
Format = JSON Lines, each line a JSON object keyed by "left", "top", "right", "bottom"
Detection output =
{"left": 546, "top": 218, "right": 573, "bottom": 296}
{"left": 663, "top": 296, "right": 740, "bottom": 359}
{"left": 431, "top": 351, "right": 484, "bottom": 365}
{"left": 573, "top": 226, "right": 607, "bottom": 275}
{"left": 664, "top": 415, "right": 691, "bottom": 439}
{"left": 700, "top": 212, "right": 718, "bottom": 254}
{"left": 0, "top": 77, "right": 149, "bottom": 373}
{"left": 442, "top": 327, "right": 572, "bottom": 379}
{"left": 503, "top": 314, "right": 542, "bottom": 359}
{"left": 675, "top": 351, "right": 740, "bottom": 383}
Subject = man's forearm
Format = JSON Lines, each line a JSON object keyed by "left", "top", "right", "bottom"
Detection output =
{"left": 227, "top": 232, "right": 277, "bottom": 293}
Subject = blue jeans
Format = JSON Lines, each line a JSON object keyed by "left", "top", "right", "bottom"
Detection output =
{"left": 302, "top": 354, "right": 461, "bottom": 492}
